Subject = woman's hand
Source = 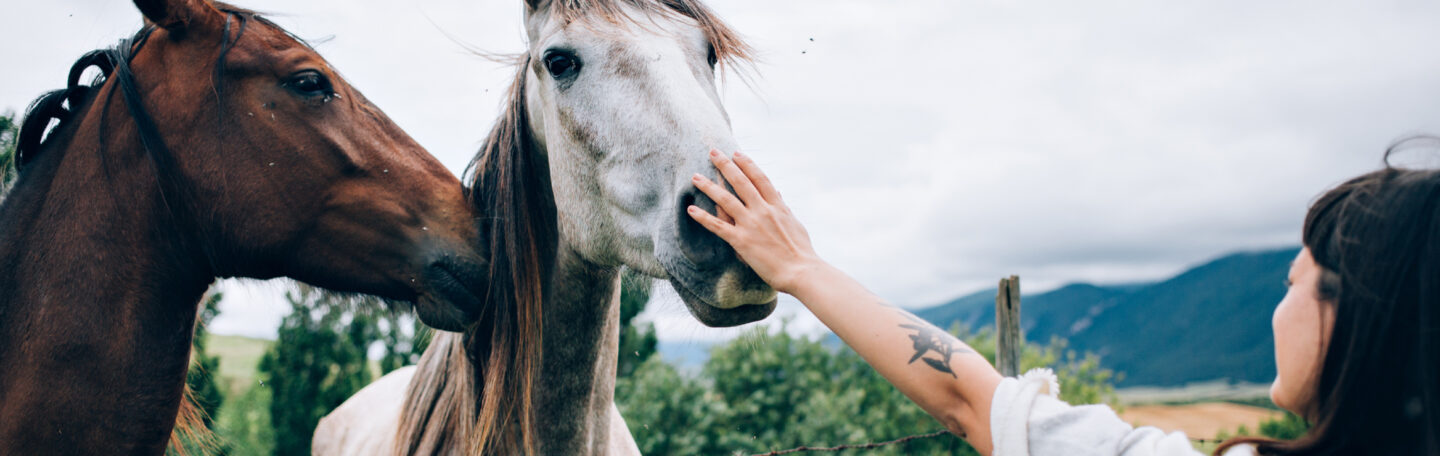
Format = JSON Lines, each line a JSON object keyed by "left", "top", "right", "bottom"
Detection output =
{"left": 687, "top": 150, "right": 826, "bottom": 295}
{"left": 692, "top": 151, "right": 1002, "bottom": 451}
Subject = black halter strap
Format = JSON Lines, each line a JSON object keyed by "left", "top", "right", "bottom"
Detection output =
{"left": 16, "top": 12, "right": 251, "bottom": 273}
{"left": 16, "top": 24, "right": 154, "bottom": 170}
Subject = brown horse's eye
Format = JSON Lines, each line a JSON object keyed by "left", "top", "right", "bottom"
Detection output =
{"left": 543, "top": 50, "right": 581, "bottom": 79}
{"left": 286, "top": 71, "right": 334, "bottom": 98}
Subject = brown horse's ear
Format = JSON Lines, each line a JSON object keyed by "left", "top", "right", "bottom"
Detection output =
{"left": 133, "top": 0, "right": 224, "bottom": 35}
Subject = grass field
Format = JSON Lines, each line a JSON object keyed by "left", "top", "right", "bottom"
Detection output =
{"left": 208, "top": 334, "right": 272, "bottom": 395}
{"left": 1117, "top": 380, "right": 1273, "bottom": 405}
{"left": 207, "top": 332, "right": 384, "bottom": 394}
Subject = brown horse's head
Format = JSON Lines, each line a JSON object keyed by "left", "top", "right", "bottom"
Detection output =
{"left": 124, "top": 0, "right": 486, "bottom": 330}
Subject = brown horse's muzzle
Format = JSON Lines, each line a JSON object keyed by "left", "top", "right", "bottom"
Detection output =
{"left": 415, "top": 252, "right": 488, "bottom": 332}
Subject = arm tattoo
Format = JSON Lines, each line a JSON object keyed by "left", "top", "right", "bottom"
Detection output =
{"left": 897, "top": 310, "right": 972, "bottom": 378}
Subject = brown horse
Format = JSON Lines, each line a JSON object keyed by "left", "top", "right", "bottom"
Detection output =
{"left": 0, "top": 0, "right": 493, "bottom": 454}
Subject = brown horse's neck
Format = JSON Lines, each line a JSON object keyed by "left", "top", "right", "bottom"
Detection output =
{"left": 0, "top": 86, "right": 213, "bottom": 455}
{"left": 530, "top": 243, "right": 624, "bottom": 455}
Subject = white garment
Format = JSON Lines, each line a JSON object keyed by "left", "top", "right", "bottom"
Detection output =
{"left": 989, "top": 369, "right": 1256, "bottom": 456}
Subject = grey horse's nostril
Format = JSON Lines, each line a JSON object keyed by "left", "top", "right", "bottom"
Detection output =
{"left": 677, "top": 185, "right": 734, "bottom": 269}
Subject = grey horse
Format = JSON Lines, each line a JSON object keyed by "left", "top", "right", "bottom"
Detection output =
{"left": 312, "top": 0, "right": 771, "bottom": 454}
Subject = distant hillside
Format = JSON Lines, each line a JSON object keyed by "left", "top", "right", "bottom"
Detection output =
{"left": 912, "top": 247, "right": 1298, "bottom": 387}
{"left": 914, "top": 283, "right": 1135, "bottom": 341}
{"left": 658, "top": 340, "right": 717, "bottom": 374}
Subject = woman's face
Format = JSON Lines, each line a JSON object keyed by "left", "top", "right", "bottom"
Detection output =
{"left": 1270, "top": 248, "right": 1337, "bottom": 416}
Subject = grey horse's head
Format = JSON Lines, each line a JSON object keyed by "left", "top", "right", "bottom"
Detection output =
{"left": 521, "top": 0, "right": 775, "bottom": 326}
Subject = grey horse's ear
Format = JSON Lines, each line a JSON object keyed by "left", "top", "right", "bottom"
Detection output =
{"left": 133, "top": 0, "right": 223, "bottom": 35}
{"left": 523, "top": 0, "right": 551, "bottom": 40}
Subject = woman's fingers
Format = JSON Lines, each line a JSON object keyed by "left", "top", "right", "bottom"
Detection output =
{"left": 709, "top": 150, "right": 764, "bottom": 206}
{"left": 732, "top": 151, "right": 784, "bottom": 205}
{"left": 692, "top": 173, "right": 747, "bottom": 218}
{"left": 717, "top": 204, "right": 734, "bottom": 224}
{"left": 686, "top": 205, "right": 734, "bottom": 240}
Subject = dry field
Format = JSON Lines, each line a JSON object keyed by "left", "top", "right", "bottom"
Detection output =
{"left": 1119, "top": 402, "right": 1282, "bottom": 440}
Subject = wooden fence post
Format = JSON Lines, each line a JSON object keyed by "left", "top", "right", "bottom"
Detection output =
{"left": 995, "top": 275, "right": 1022, "bottom": 377}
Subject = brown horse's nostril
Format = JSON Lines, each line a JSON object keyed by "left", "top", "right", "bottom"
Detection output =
{"left": 676, "top": 185, "right": 735, "bottom": 269}
{"left": 415, "top": 255, "right": 488, "bottom": 331}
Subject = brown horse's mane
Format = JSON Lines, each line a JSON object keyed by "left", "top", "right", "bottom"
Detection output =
{"left": 10, "top": 4, "right": 314, "bottom": 454}
{"left": 393, "top": 0, "right": 751, "bottom": 454}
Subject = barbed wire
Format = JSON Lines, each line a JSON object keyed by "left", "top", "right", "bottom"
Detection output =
{"left": 748, "top": 429, "right": 951, "bottom": 455}
{"left": 749, "top": 430, "right": 1232, "bottom": 455}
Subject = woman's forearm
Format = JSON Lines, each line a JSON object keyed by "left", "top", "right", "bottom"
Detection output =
{"left": 683, "top": 151, "right": 1003, "bottom": 453}
{"left": 789, "top": 263, "right": 1002, "bottom": 455}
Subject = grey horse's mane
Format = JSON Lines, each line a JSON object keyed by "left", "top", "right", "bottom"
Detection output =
{"left": 392, "top": 1, "right": 753, "bottom": 454}
{"left": 394, "top": 51, "right": 552, "bottom": 456}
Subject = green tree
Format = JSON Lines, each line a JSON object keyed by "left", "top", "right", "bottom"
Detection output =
{"left": 1257, "top": 412, "right": 1309, "bottom": 440}
{"left": 612, "top": 357, "right": 732, "bottom": 455}
{"left": 1220, "top": 411, "right": 1309, "bottom": 442}
{"left": 169, "top": 292, "right": 229, "bottom": 456}
{"left": 378, "top": 312, "right": 431, "bottom": 375}
{"left": 616, "top": 325, "right": 1118, "bottom": 455}
{"left": 257, "top": 287, "right": 377, "bottom": 456}
{"left": 189, "top": 292, "right": 227, "bottom": 425}
{"left": 1, "top": 110, "right": 19, "bottom": 197}
{"left": 216, "top": 384, "right": 275, "bottom": 456}
{"left": 616, "top": 268, "right": 658, "bottom": 378}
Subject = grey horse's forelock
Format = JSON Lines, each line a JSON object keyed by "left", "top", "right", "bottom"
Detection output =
{"left": 538, "top": 0, "right": 755, "bottom": 71}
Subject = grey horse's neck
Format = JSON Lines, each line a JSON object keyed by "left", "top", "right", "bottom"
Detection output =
{"left": 532, "top": 242, "right": 624, "bottom": 454}
{"left": 402, "top": 240, "right": 622, "bottom": 455}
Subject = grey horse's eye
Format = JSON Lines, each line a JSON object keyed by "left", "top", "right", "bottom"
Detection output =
{"left": 543, "top": 50, "right": 581, "bottom": 79}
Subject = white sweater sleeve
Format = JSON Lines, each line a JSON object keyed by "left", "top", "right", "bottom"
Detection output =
{"left": 988, "top": 369, "right": 1251, "bottom": 456}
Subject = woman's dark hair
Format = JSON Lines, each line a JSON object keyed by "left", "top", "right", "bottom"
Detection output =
{"left": 1218, "top": 141, "right": 1440, "bottom": 455}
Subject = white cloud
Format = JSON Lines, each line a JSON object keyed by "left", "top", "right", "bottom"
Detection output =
{"left": 5, "top": 0, "right": 1439, "bottom": 340}
{"left": 207, "top": 279, "right": 297, "bottom": 339}
{"left": 717, "top": 0, "right": 1440, "bottom": 306}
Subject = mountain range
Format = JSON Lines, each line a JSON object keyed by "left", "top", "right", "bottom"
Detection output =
{"left": 913, "top": 247, "right": 1298, "bottom": 387}
{"left": 655, "top": 247, "right": 1298, "bottom": 387}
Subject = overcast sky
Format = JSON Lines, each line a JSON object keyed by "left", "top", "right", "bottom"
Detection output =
{"left": 5, "top": 0, "right": 1439, "bottom": 342}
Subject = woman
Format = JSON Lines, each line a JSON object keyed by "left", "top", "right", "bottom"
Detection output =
{"left": 685, "top": 148, "right": 1439, "bottom": 455}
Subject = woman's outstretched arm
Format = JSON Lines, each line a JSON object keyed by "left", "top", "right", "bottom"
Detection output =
{"left": 686, "top": 150, "right": 1004, "bottom": 455}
